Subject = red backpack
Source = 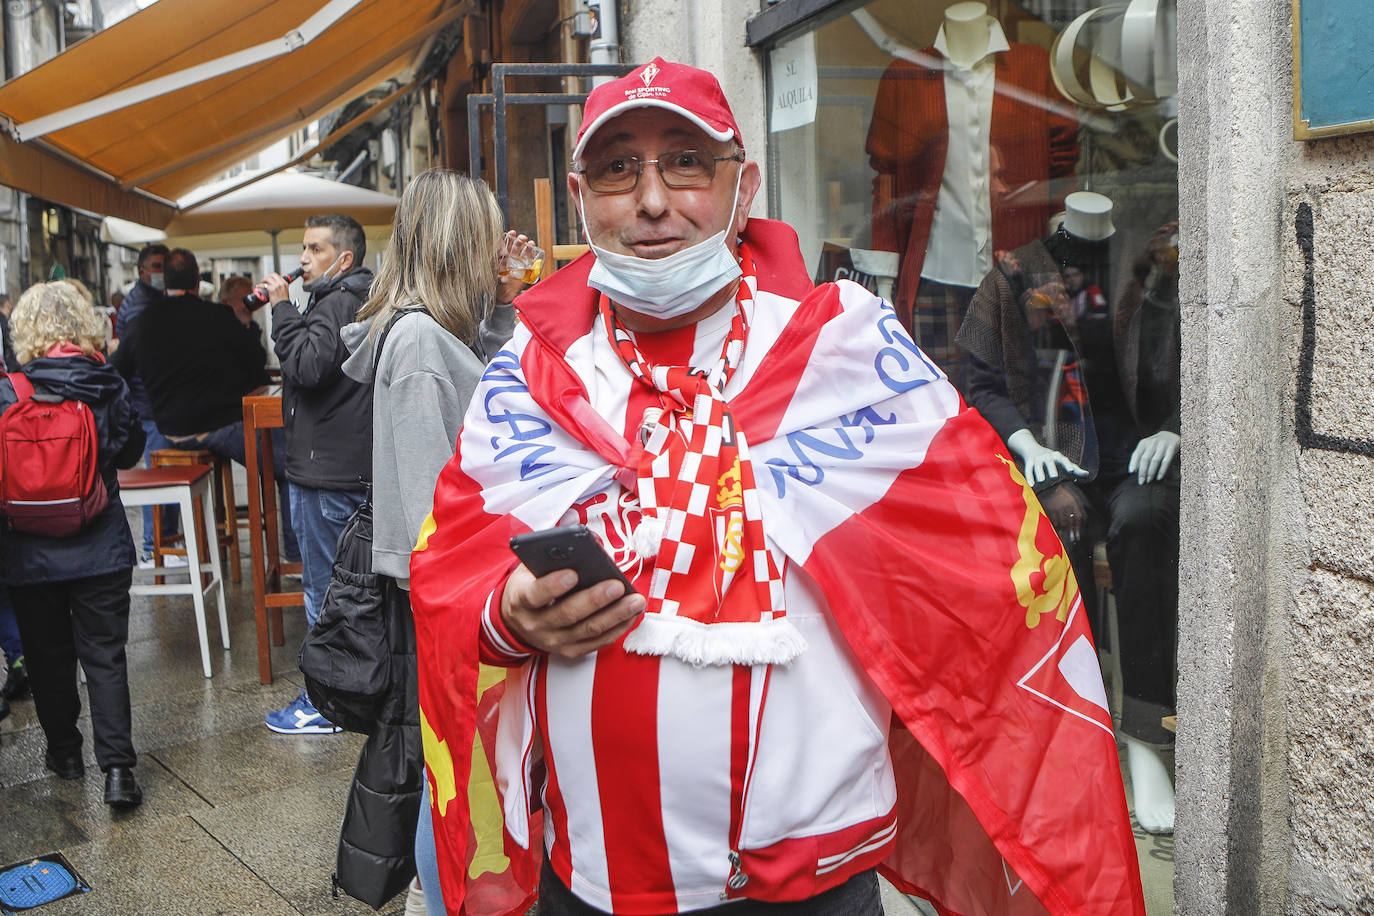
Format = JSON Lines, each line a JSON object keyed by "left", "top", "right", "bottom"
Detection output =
{"left": 0, "top": 372, "right": 109, "bottom": 537}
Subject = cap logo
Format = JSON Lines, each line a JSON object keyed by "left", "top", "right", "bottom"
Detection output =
{"left": 640, "top": 62, "right": 660, "bottom": 87}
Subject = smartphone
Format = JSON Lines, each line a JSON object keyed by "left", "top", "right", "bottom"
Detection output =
{"left": 509, "top": 524, "right": 636, "bottom": 594}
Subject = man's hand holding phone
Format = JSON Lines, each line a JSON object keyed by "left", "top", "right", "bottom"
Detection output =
{"left": 500, "top": 568, "right": 644, "bottom": 660}
{"left": 503, "top": 525, "right": 645, "bottom": 659}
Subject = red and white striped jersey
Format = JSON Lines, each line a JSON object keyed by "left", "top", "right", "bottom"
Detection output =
{"left": 479, "top": 295, "right": 898, "bottom": 913}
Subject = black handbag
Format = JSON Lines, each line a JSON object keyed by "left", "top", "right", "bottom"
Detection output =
{"left": 298, "top": 492, "right": 394, "bottom": 734}
{"left": 298, "top": 306, "right": 429, "bottom": 734}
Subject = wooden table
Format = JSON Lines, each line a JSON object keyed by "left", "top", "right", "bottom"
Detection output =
{"left": 242, "top": 385, "right": 303, "bottom": 684}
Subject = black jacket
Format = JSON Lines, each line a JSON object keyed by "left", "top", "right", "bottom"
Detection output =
{"left": 0, "top": 356, "right": 145, "bottom": 585}
{"left": 114, "top": 279, "right": 162, "bottom": 422}
{"left": 271, "top": 268, "right": 374, "bottom": 490}
{"left": 112, "top": 294, "right": 269, "bottom": 436}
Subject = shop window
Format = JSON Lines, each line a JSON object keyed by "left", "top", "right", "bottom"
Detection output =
{"left": 765, "top": 1, "right": 1181, "bottom": 908}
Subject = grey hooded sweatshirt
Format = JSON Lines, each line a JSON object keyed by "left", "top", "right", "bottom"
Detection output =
{"left": 341, "top": 304, "right": 515, "bottom": 585}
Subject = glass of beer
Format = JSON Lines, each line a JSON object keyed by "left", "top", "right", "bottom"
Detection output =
{"left": 499, "top": 233, "right": 545, "bottom": 285}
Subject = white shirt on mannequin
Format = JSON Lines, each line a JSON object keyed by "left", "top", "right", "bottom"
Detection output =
{"left": 920, "top": 18, "right": 1010, "bottom": 289}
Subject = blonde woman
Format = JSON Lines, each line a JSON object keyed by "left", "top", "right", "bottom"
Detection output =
{"left": 338, "top": 169, "right": 530, "bottom": 913}
{"left": 0, "top": 281, "right": 145, "bottom": 807}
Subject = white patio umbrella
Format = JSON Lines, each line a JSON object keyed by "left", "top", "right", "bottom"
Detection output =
{"left": 102, "top": 170, "right": 399, "bottom": 269}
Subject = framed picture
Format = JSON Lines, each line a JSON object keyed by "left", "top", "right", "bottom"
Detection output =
{"left": 1293, "top": 0, "right": 1374, "bottom": 139}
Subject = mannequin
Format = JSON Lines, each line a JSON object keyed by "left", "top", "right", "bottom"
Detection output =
{"left": 943, "top": 2, "right": 995, "bottom": 67}
{"left": 1008, "top": 192, "right": 1113, "bottom": 483}
{"left": 958, "top": 194, "right": 1180, "bottom": 835}
{"left": 864, "top": 2, "right": 1078, "bottom": 393}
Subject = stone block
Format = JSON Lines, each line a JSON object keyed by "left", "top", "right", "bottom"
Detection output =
{"left": 1301, "top": 449, "right": 1374, "bottom": 581}
{"left": 16, "top": 815, "right": 296, "bottom": 916}
{"left": 194, "top": 768, "right": 401, "bottom": 915}
{"left": 1297, "top": 189, "right": 1374, "bottom": 443}
{"left": 1287, "top": 568, "right": 1374, "bottom": 913}
{"left": 151, "top": 721, "right": 364, "bottom": 807}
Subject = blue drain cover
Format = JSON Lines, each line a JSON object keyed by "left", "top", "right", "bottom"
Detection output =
{"left": 0, "top": 854, "right": 89, "bottom": 913}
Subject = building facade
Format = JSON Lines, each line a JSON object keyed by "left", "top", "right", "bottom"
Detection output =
{"left": 616, "top": 0, "right": 1374, "bottom": 913}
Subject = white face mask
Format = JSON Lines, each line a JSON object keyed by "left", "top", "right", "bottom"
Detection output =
{"left": 581, "top": 167, "right": 744, "bottom": 320}
{"left": 147, "top": 271, "right": 165, "bottom": 291}
{"left": 304, "top": 252, "right": 345, "bottom": 291}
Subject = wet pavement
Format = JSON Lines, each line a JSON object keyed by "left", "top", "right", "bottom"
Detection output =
{"left": 0, "top": 516, "right": 395, "bottom": 916}
{"left": 0, "top": 515, "right": 1171, "bottom": 915}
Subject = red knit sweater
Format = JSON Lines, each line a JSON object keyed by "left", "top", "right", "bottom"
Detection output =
{"left": 865, "top": 43, "right": 1079, "bottom": 327}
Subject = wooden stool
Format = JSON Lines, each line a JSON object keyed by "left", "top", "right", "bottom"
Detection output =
{"left": 150, "top": 448, "right": 241, "bottom": 583}
{"left": 118, "top": 466, "right": 228, "bottom": 678}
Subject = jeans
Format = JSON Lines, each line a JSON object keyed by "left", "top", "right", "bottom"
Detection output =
{"left": 0, "top": 587, "right": 22, "bottom": 664}
{"left": 139, "top": 418, "right": 177, "bottom": 556}
{"left": 414, "top": 781, "right": 446, "bottom": 914}
{"left": 288, "top": 483, "right": 365, "bottom": 629}
{"left": 536, "top": 862, "right": 881, "bottom": 915}
{"left": 171, "top": 421, "right": 299, "bottom": 563}
{"left": 10, "top": 569, "right": 136, "bottom": 771}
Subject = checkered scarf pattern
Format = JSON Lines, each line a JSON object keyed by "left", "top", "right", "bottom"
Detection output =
{"left": 598, "top": 243, "right": 790, "bottom": 660}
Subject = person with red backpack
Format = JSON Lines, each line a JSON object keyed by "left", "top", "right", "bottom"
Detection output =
{"left": 0, "top": 281, "right": 146, "bottom": 808}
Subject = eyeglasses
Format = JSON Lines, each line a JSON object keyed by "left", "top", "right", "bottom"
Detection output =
{"left": 577, "top": 149, "right": 745, "bottom": 194}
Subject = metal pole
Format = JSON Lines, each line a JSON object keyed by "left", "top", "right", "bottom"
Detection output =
{"left": 467, "top": 93, "right": 484, "bottom": 180}
{"left": 588, "top": 0, "right": 620, "bottom": 86}
{"left": 493, "top": 65, "right": 510, "bottom": 221}
{"left": 269, "top": 229, "right": 281, "bottom": 275}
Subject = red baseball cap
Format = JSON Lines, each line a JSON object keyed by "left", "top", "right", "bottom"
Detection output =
{"left": 573, "top": 57, "right": 743, "bottom": 161}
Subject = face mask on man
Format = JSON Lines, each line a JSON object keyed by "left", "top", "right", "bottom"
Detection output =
{"left": 147, "top": 271, "right": 165, "bottom": 291}
{"left": 580, "top": 166, "right": 744, "bottom": 320}
{"left": 303, "top": 252, "right": 346, "bottom": 291}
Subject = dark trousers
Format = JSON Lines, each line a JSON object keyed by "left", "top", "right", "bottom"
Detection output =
{"left": 536, "top": 860, "right": 881, "bottom": 916}
{"left": 1060, "top": 471, "right": 1180, "bottom": 744}
{"left": 0, "top": 585, "right": 22, "bottom": 663}
{"left": 9, "top": 568, "right": 137, "bottom": 771}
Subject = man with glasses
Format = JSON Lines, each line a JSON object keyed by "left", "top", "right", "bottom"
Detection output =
{"left": 409, "top": 58, "right": 1144, "bottom": 916}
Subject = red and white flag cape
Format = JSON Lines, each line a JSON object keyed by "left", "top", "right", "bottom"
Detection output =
{"left": 410, "top": 220, "right": 1146, "bottom": 916}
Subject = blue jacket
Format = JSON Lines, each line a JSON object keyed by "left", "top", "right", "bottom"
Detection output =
{"left": 0, "top": 355, "right": 145, "bottom": 584}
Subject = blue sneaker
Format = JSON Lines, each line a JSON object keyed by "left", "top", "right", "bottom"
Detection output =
{"left": 265, "top": 690, "right": 341, "bottom": 735}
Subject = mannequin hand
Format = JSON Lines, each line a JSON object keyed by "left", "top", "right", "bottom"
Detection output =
{"left": 1038, "top": 483, "right": 1089, "bottom": 547}
{"left": 1007, "top": 429, "right": 1088, "bottom": 487}
{"left": 1128, "top": 431, "right": 1180, "bottom": 485}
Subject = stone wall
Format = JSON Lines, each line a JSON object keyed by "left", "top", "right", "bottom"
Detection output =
{"left": 1178, "top": 0, "right": 1374, "bottom": 912}
{"left": 1281, "top": 102, "right": 1374, "bottom": 916}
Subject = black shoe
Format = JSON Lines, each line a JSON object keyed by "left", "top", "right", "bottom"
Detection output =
{"left": 103, "top": 766, "right": 142, "bottom": 808}
{"left": 3, "top": 657, "right": 29, "bottom": 700}
{"left": 44, "top": 750, "right": 85, "bottom": 780}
